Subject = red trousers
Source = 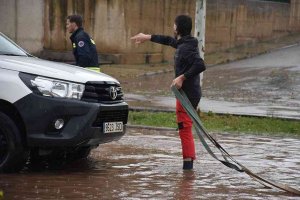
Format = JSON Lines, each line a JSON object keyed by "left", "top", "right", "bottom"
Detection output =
{"left": 176, "top": 100, "right": 196, "bottom": 160}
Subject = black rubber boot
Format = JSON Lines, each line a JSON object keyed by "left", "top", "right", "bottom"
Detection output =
{"left": 183, "top": 160, "right": 193, "bottom": 170}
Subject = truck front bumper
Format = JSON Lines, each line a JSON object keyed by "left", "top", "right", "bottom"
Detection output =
{"left": 14, "top": 93, "right": 128, "bottom": 147}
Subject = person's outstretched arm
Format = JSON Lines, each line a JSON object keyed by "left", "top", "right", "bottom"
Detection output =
{"left": 131, "top": 33, "right": 177, "bottom": 48}
{"left": 130, "top": 33, "right": 151, "bottom": 44}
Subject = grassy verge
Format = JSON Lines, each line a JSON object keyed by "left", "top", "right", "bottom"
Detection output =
{"left": 128, "top": 111, "right": 300, "bottom": 137}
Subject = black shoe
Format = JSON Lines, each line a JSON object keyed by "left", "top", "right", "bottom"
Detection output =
{"left": 183, "top": 160, "right": 193, "bottom": 170}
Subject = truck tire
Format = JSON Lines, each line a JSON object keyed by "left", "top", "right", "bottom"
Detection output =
{"left": 0, "top": 112, "right": 29, "bottom": 172}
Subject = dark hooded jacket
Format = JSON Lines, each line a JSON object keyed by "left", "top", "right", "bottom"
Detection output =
{"left": 151, "top": 35, "right": 206, "bottom": 107}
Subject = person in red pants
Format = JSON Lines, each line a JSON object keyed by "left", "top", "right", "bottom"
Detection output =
{"left": 131, "top": 15, "right": 206, "bottom": 170}
{"left": 176, "top": 100, "right": 196, "bottom": 169}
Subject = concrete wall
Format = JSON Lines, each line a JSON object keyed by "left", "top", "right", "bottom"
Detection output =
{"left": 43, "top": 0, "right": 195, "bottom": 64}
{"left": 1, "top": 0, "right": 300, "bottom": 64}
{"left": 0, "top": 0, "right": 44, "bottom": 55}
{"left": 205, "top": 0, "right": 296, "bottom": 53}
{"left": 43, "top": 0, "right": 300, "bottom": 64}
{"left": 290, "top": 0, "right": 300, "bottom": 29}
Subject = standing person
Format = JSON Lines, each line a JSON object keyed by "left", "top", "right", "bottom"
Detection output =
{"left": 131, "top": 15, "right": 206, "bottom": 170}
{"left": 66, "top": 14, "right": 99, "bottom": 68}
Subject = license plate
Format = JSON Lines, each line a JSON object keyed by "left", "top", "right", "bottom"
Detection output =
{"left": 103, "top": 122, "right": 123, "bottom": 133}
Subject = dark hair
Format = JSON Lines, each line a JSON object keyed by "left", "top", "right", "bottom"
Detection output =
{"left": 67, "top": 15, "right": 83, "bottom": 28}
{"left": 175, "top": 15, "right": 192, "bottom": 37}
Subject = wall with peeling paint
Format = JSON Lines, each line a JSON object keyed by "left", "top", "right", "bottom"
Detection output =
{"left": 1, "top": 0, "right": 300, "bottom": 64}
{"left": 43, "top": 0, "right": 300, "bottom": 64}
{"left": 42, "top": 0, "right": 195, "bottom": 64}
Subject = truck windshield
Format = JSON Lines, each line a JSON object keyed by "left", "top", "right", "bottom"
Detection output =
{"left": 0, "top": 33, "right": 28, "bottom": 56}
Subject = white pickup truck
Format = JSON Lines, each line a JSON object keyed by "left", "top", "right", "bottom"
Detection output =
{"left": 0, "top": 32, "right": 128, "bottom": 172}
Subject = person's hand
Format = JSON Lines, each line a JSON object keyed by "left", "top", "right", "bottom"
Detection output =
{"left": 131, "top": 33, "right": 151, "bottom": 44}
{"left": 171, "top": 75, "right": 186, "bottom": 89}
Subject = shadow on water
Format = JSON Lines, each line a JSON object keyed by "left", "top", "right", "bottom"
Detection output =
{"left": 23, "top": 157, "right": 96, "bottom": 173}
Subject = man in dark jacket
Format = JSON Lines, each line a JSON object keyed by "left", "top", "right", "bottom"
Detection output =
{"left": 131, "top": 15, "right": 206, "bottom": 170}
{"left": 66, "top": 15, "right": 99, "bottom": 68}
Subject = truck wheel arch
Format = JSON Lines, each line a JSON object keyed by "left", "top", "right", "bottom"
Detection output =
{"left": 0, "top": 100, "right": 27, "bottom": 146}
{"left": 0, "top": 109, "right": 29, "bottom": 172}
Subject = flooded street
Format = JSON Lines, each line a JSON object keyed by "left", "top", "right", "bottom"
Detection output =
{"left": 0, "top": 127, "right": 299, "bottom": 199}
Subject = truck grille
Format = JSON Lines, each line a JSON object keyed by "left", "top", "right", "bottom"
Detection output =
{"left": 92, "top": 109, "right": 128, "bottom": 127}
{"left": 81, "top": 81, "right": 124, "bottom": 103}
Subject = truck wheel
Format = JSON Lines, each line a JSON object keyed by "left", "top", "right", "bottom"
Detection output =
{"left": 0, "top": 112, "right": 29, "bottom": 172}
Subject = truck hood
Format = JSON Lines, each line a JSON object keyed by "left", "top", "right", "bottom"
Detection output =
{"left": 0, "top": 55, "right": 119, "bottom": 84}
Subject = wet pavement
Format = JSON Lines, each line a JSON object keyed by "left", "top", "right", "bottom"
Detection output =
{"left": 123, "top": 44, "right": 300, "bottom": 119}
{"left": 0, "top": 127, "right": 299, "bottom": 199}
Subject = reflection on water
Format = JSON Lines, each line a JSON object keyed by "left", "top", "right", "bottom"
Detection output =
{"left": 0, "top": 128, "right": 299, "bottom": 199}
{"left": 174, "top": 171, "right": 197, "bottom": 200}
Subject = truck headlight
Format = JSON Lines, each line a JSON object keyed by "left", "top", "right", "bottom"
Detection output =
{"left": 19, "top": 73, "right": 85, "bottom": 100}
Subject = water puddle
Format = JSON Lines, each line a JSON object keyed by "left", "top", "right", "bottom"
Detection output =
{"left": 0, "top": 128, "right": 299, "bottom": 199}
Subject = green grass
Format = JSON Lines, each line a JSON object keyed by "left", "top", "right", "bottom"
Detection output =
{"left": 128, "top": 111, "right": 300, "bottom": 136}
{"left": 129, "top": 111, "right": 177, "bottom": 128}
